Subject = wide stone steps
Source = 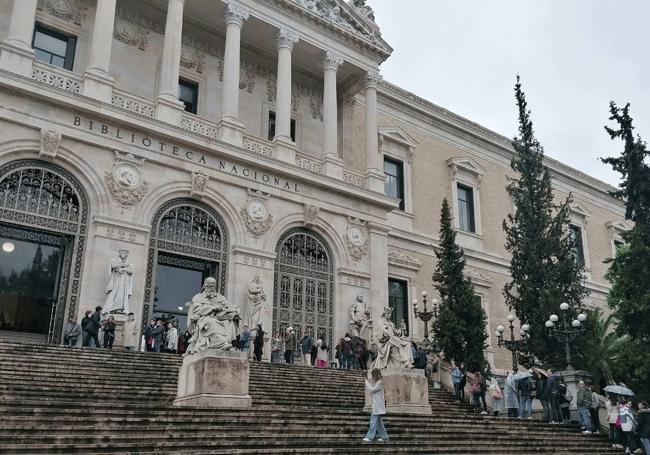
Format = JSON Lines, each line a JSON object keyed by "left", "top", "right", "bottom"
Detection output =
{"left": 0, "top": 342, "right": 618, "bottom": 454}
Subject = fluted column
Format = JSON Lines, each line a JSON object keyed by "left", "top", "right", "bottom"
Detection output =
{"left": 365, "top": 71, "right": 384, "bottom": 192}
{"left": 320, "top": 51, "right": 344, "bottom": 179}
{"left": 217, "top": 3, "right": 249, "bottom": 147}
{"left": 273, "top": 29, "right": 299, "bottom": 162}
{"left": 0, "top": 0, "right": 38, "bottom": 76}
{"left": 82, "top": 0, "right": 117, "bottom": 102}
{"left": 154, "top": 0, "right": 186, "bottom": 124}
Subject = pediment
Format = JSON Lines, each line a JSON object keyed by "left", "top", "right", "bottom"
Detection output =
{"left": 569, "top": 202, "right": 592, "bottom": 218}
{"left": 446, "top": 156, "right": 486, "bottom": 178}
{"left": 378, "top": 127, "right": 419, "bottom": 150}
{"left": 606, "top": 219, "right": 633, "bottom": 234}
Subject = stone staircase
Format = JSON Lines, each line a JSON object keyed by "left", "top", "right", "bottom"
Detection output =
{"left": 0, "top": 342, "right": 618, "bottom": 454}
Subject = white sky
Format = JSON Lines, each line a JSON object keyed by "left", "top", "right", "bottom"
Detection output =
{"left": 370, "top": 0, "right": 649, "bottom": 187}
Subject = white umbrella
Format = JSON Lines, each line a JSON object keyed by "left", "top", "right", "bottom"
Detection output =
{"left": 603, "top": 385, "right": 634, "bottom": 396}
{"left": 512, "top": 372, "right": 533, "bottom": 381}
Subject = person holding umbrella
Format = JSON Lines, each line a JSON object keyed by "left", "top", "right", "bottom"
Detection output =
{"left": 619, "top": 400, "right": 637, "bottom": 453}
{"left": 513, "top": 371, "right": 533, "bottom": 419}
{"left": 504, "top": 372, "right": 519, "bottom": 418}
{"left": 534, "top": 368, "right": 551, "bottom": 422}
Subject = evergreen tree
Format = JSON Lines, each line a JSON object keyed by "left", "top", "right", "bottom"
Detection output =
{"left": 503, "top": 77, "right": 588, "bottom": 366}
{"left": 433, "top": 198, "right": 489, "bottom": 373}
{"left": 601, "top": 102, "right": 650, "bottom": 400}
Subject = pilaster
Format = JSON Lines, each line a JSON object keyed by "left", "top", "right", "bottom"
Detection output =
{"left": 0, "top": 0, "right": 38, "bottom": 77}
{"left": 82, "top": 0, "right": 117, "bottom": 102}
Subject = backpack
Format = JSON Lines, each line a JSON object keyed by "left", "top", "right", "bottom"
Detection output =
{"left": 564, "top": 390, "right": 573, "bottom": 403}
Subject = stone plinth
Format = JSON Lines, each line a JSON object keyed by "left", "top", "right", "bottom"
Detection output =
{"left": 364, "top": 368, "right": 432, "bottom": 415}
{"left": 174, "top": 349, "right": 251, "bottom": 408}
{"left": 110, "top": 313, "right": 128, "bottom": 349}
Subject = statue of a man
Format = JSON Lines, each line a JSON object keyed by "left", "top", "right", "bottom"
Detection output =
{"left": 243, "top": 274, "right": 266, "bottom": 329}
{"left": 104, "top": 249, "right": 134, "bottom": 314}
{"left": 349, "top": 295, "right": 371, "bottom": 339}
{"left": 185, "top": 277, "right": 239, "bottom": 355}
{"left": 370, "top": 306, "right": 414, "bottom": 370}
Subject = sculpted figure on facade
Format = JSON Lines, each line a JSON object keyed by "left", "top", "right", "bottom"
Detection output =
{"left": 242, "top": 274, "right": 266, "bottom": 329}
{"left": 186, "top": 277, "right": 239, "bottom": 355}
{"left": 104, "top": 249, "right": 134, "bottom": 314}
{"left": 370, "top": 306, "right": 414, "bottom": 370}
{"left": 349, "top": 295, "right": 371, "bottom": 340}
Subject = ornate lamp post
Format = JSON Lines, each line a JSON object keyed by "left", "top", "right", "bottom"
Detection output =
{"left": 412, "top": 290, "right": 438, "bottom": 348}
{"left": 495, "top": 314, "right": 530, "bottom": 373}
{"left": 545, "top": 303, "right": 588, "bottom": 371}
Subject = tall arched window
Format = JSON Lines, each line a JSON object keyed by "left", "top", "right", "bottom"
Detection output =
{"left": 143, "top": 199, "right": 228, "bottom": 330}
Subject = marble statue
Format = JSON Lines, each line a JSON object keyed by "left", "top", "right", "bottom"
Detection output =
{"left": 243, "top": 274, "right": 266, "bottom": 329}
{"left": 185, "top": 277, "right": 239, "bottom": 355}
{"left": 370, "top": 306, "right": 414, "bottom": 370}
{"left": 104, "top": 249, "right": 134, "bottom": 314}
{"left": 349, "top": 295, "right": 371, "bottom": 340}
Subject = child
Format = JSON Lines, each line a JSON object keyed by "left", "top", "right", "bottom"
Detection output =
{"left": 363, "top": 369, "right": 389, "bottom": 443}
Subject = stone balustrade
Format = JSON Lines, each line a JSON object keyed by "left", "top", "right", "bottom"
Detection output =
{"left": 242, "top": 135, "right": 273, "bottom": 158}
{"left": 111, "top": 89, "right": 155, "bottom": 117}
{"left": 295, "top": 152, "right": 322, "bottom": 173}
{"left": 343, "top": 169, "right": 366, "bottom": 188}
{"left": 31, "top": 61, "right": 81, "bottom": 94}
{"left": 180, "top": 113, "right": 219, "bottom": 140}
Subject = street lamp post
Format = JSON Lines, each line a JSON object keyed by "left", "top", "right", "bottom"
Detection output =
{"left": 495, "top": 314, "right": 530, "bottom": 373}
{"left": 545, "top": 303, "right": 588, "bottom": 371}
{"left": 412, "top": 290, "right": 438, "bottom": 346}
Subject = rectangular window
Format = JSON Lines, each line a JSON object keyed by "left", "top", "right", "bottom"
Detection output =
{"left": 457, "top": 184, "right": 476, "bottom": 232}
{"left": 32, "top": 24, "right": 76, "bottom": 71}
{"left": 569, "top": 224, "right": 585, "bottom": 266}
{"left": 384, "top": 157, "right": 405, "bottom": 210}
{"left": 267, "top": 111, "right": 296, "bottom": 142}
{"left": 388, "top": 278, "right": 409, "bottom": 334}
{"left": 178, "top": 79, "right": 198, "bottom": 114}
{"left": 613, "top": 239, "right": 625, "bottom": 253}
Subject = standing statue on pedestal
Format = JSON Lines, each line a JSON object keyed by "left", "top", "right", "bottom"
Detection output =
{"left": 242, "top": 274, "right": 266, "bottom": 329}
{"left": 370, "top": 306, "right": 414, "bottom": 370}
{"left": 185, "top": 277, "right": 239, "bottom": 355}
{"left": 350, "top": 295, "right": 372, "bottom": 341}
{"left": 104, "top": 249, "right": 134, "bottom": 314}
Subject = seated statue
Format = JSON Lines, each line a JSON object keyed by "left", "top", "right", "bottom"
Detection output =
{"left": 185, "top": 277, "right": 239, "bottom": 355}
{"left": 370, "top": 306, "right": 414, "bottom": 370}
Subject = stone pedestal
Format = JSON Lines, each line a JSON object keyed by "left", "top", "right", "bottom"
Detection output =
{"left": 559, "top": 369, "right": 593, "bottom": 421}
{"left": 321, "top": 154, "right": 344, "bottom": 179}
{"left": 174, "top": 350, "right": 252, "bottom": 408}
{"left": 110, "top": 313, "right": 128, "bottom": 349}
{"left": 217, "top": 117, "right": 246, "bottom": 147}
{"left": 364, "top": 368, "right": 432, "bottom": 415}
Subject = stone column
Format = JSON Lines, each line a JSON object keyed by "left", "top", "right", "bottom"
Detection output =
{"left": 0, "top": 0, "right": 38, "bottom": 76}
{"left": 154, "top": 0, "right": 186, "bottom": 124}
{"left": 82, "top": 0, "right": 117, "bottom": 102}
{"left": 217, "top": 3, "right": 250, "bottom": 147}
{"left": 273, "top": 28, "right": 299, "bottom": 163}
{"left": 320, "top": 51, "right": 345, "bottom": 179}
{"left": 364, "top": 71, "right": 385, "bottom": 192}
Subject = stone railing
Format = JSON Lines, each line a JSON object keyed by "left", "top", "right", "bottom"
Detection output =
{"left": 181, "top": 113, "right": 219, "bottom": 140}
{"left": 111, "top": 89, "right": 154, "bottom": 117}
{"left": 242, "top": 135, "right": 273, "bottom": 158}
{"left": 295, "top": 152, "right": 322, "bottom": 173}
{"left": 31, "top": 61, "right": 81, "bottom": 94}
{"left": 343, "top": 169, "right": 366, "bottom": 188}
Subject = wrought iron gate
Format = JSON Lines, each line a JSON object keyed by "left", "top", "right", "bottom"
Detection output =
{"left": 273, "top": 228, "right": 334, "bottom": 355}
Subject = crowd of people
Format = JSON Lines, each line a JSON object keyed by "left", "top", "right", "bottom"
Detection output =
{"left": 450, "top": 362, "right": 650, "bottom": 454}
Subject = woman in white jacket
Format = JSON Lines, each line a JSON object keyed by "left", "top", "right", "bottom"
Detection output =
{"left": 166, "top": 323, "right": 179, "bottom": 353}
{"left": 619, "top": 401, "right": 637, "bottom": 454}
{"left": 363, "top": 368, "right": 389, "bottom": 443}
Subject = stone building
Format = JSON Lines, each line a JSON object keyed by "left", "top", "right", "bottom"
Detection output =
{"left": 0, "top": 0, "right": 628, "bottom": 371}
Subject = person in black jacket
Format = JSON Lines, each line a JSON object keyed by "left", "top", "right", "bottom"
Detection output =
{"left": 517, "top": 377, "right": 533, "bottom": 419}
{"left": 637, "top": 401, "right": 650, "bottom": 455}
{"left": 534, "top": 371, "right": 551, "bottom": 422}
{"left": 102, "top": 316, "right": 116, "bottom": 349}
{"left": 253, "top": 324, "right": 265, "bottom": 361}
{"left": 150, "top": 319, "right": 165, "bottom": 353}
{"left": 81, "top": 307, "right": 101, "bottom": 348}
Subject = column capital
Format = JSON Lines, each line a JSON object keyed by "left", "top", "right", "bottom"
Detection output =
{"left": 224, "top": 2, "right": 250, "bottom": 27}
{"left": 365, "top": 71, "right": 382, "bottom": 89}
{"left": 276, "top": 28, "right": 299, "bottom": 51}
{"left": 322, "top": 50, "right": 344, "bottom": 72}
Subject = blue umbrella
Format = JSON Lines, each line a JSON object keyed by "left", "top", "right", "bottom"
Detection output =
{"left": 603, "top": 385, "right": 634, "bottom": 396}
{"left": 512, "top": 372, "right": 533, "bottom": 381}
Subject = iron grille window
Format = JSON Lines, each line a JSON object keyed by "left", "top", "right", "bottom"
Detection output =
{"left": 388, "top": 278, "right": 409, "bottom": 334}
{"left": 178, "top": 79, "right": 199, "bottom": 114}
{"left": 384, "top": 157, "right": 405, "bottom": 210}
{"left": 569, "top": 224, "right": 585, "bottom": 266}
{"left": 267, "top": 111, "right": 296, "bottom": 142}
{"left": 32, "top": 24, "right": 76, "bottom": 71}
{"left": 457, "top": 183, "right": 476, "bottom": 233}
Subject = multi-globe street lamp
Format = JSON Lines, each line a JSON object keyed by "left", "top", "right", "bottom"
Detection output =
{"left": 545, "top": 302, "right": 588, "bottom": 371}
{"left": 412, "top": 290, "right": 439, "bottom": 351}
{"left": 495, "top": 314, "right": 530, "bottom": 373}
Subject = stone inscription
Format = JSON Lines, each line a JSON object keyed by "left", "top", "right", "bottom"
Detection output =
{"left": 346, "top": 276, "right": 369, "bottom": 288}
{"left": 243, "top": 255, "right": 268, "bottom": 267}
{"left": 71, "top": 116, "right": 300, "bottom": 193}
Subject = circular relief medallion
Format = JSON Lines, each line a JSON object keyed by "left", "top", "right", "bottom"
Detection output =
{"left": 247, "top": 199, "right": 268, "bottom": 221}
{"left": 348, "top": 226, "right": 365, "bottom": 247}
{"left": 113, "top": 163, "right": 141, "bottom": 188}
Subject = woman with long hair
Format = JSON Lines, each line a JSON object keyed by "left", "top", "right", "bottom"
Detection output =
{"left": 363, "top": 368, "right": 389, "bottom": 443}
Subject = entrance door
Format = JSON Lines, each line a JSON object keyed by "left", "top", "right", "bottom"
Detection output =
{"left": 153, "top": 253, "right": 218, "bottom": 330}
{"left": 0, "top": 225, "right": 66, "bottom": 337}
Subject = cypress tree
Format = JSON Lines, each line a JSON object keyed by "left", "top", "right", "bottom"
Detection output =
{"left": 601, "top": 102, "right": 650, "bottom": 400}
{"left": 503, "top": 77, "right": 587, "bottom": 367}
{"left": 433, "top": 198, "right": 489, "bottom": 373}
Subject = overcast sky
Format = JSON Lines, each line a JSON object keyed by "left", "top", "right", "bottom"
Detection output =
{"left": 370, "top": 0, "right": 649, "bottom": 187}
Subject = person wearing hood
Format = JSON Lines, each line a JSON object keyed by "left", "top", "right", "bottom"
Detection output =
{"left": 637, "top": 401, "right": 650, "bottom": 455}
{"left": 504, "top": 372, "right": 519, "bottom": 418}
{"left": 488, "top": 377, "right": 503, "bottom": 416}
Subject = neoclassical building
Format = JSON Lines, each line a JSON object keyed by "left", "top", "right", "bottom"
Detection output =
{"left": 0, "top": 0, "right": 628, "bottom": 370}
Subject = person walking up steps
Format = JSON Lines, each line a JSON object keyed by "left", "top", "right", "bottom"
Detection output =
{"left": 363, "top": 368, "right": 389, "bottom": 443}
